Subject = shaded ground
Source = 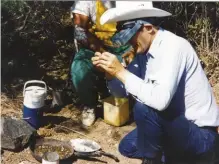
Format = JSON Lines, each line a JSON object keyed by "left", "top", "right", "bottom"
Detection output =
{"left": 1, "top": 103, "right": 140, "bottom": 164}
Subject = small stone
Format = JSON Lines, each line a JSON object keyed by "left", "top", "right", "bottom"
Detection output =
{"left": 107, "top": 129, "right": 112, "bottom": 136}
{"left": 114, "top": 143, "right": 119, "bottom": 148}
{"left": 19, "top": 161, "right": 32, "bottom": 164}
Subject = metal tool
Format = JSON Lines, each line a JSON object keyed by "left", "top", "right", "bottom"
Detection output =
{"left": 70, "top": 138, "right": 119, "bottom": 162}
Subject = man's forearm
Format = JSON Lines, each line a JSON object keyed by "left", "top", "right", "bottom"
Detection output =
{"left": 115, "top": 68, "right": 130, "bottom": 84}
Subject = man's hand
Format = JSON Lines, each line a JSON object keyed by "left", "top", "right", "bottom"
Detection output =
{"left": 73, "top": 13, "right": 106, "bottom": 53}
{"left": 92, "top": 52, "right": 129, "bottom": 83}
{"left": 122, "top": 48, "right": 135, "bottom": 66}
{"left": 92, "top": 52, "right": 124, "bottom": 76}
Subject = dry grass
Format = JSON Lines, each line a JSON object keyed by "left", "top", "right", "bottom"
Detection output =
{"left": 1, "top": 104, "right": 139, "bottom": 164}
{"left": 197, "top": 30, "right": 219, "bottom": 86}
{"left": 213, "top": 83, "right": 219, "bottom": 105}
{"left": 1, "top": 93, "right": 23, "bottom": 118}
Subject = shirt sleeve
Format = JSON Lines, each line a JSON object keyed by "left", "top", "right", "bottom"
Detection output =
{"left": 72, "top": 1, "right": 91, "bottom": 17}
{"left": 125, "top": 40, "right": 187, "bottom": 111}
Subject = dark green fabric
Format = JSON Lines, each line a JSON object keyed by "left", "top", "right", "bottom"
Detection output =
{"left": 71, "top": 46, "right": 130, "bottom": 107}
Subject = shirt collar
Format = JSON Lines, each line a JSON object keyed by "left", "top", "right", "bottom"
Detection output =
{"left": 146, "top": 28, "right": 164, "bottom": 58}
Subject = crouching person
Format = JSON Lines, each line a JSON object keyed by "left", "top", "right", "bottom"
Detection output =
{"left": 71, "top": 1, "right": 131, "bottom": 126}
{"left": 92, "top": 1, "right": 219, "bottom": 164}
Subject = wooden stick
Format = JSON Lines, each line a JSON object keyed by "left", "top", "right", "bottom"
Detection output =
{"left": 54, "top": 125, "right": 91, "bottom": 138}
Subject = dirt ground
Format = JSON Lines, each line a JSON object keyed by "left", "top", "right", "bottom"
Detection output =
{"left": 1, "top": 83, "right": 219, "bottom": 164}
{"left": 1, "top": 101, "right": 141, "bottom": 164}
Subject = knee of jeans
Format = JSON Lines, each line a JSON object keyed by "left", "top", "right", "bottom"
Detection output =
{"left": 118, "top": 140, "right": 126, "bottom": 156}
{"left": 133, "top": 101, "right": 150, "bottom": 121}
{"left": 119, "top": 139, "right": 136, "bottom": 158}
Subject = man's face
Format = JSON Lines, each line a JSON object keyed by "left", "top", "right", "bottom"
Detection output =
{"left": 129, "top": 24, "right": 154, "bottom": 54}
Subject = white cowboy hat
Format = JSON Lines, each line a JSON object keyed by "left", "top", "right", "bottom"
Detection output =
{"left": 100, "top": 1, "right": 171, "bottom": 25}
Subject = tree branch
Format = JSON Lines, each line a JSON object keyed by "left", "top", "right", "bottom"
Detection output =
{"left": 15, "top": 7, "right": 31, "bottom": 32}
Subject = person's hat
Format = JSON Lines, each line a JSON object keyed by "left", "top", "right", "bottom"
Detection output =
{"left": 100, "top": 1, "right": 171, "bottom": 25}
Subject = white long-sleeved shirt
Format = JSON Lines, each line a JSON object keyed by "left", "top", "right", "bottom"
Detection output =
{"left": 108, "top": 28, "right": 219, "bottom": 127}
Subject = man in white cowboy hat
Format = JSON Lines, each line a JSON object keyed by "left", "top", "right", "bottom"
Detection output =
{"left": 92, "top": 1, "right": 219, "bottom": 164}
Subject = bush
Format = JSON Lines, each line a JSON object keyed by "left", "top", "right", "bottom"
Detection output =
{"left": 154, "top": 2, "right": 219, "bottom": 84}
{"left": 1, "top": 1, "right": 219, "bottom": 89}
{"left": 1, "top": 1, "right": 75, "bottom": 86}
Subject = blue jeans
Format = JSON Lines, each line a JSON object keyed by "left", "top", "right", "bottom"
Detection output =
{"left": 119, "top": 101, "right": 218, "bottom": 163}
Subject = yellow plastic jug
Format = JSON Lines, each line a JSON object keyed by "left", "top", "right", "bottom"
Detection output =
{"left": 103, "top": 96, "right": 129, "bottom": 126}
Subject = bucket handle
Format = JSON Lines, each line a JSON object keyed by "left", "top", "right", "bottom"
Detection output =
{"left": 23, "top": 80, "right": 47, "bottom": 96}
